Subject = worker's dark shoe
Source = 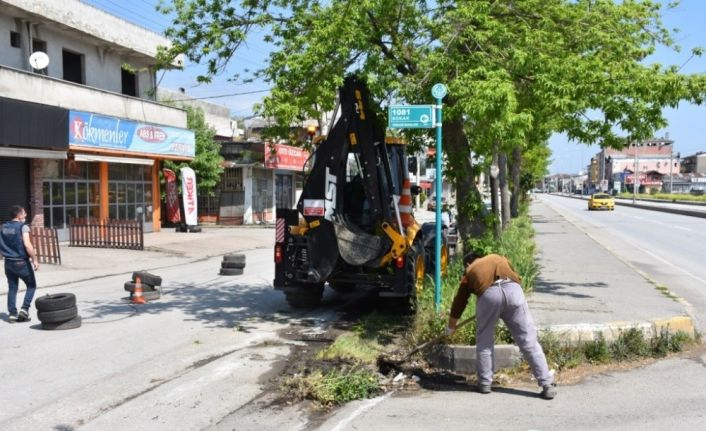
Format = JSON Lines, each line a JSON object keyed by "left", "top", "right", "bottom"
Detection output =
{"left": 541, "top": 383, "right": 557, "bottom": 400}
{"left": 477, "top": 384, "right": 492, "bottom": 394}
{"left": 17, "top": 309, "right": 31, "bottom": 322}
{"left": 8, "top": 313, "right": 18, "bottom": 323}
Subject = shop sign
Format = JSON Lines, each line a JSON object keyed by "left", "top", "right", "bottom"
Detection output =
{"left": 69, "top": 110, "right": 195, "bottom": 158}
{"left": 265, "top": 143, "right": 309, "bottom": 171}
{"left": 180, "top": 167, "right": 198, "bottom": 226}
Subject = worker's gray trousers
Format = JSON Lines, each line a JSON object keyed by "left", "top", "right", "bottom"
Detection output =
{"left": 476, "top": 282, "right": 553, "bottom": 387}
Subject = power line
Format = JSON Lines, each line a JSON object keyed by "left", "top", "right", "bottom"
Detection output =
{"left": 175, "top": 88, "right": 272, "bottom": 101}
{"left": 81, "top": 0, "right": 167, "bottom": 31}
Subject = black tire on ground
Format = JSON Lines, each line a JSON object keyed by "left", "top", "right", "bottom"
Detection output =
{"left": 41, "top": 315, "right": 82, "bottom": 331}
{"left": 132, "top": 271, "right": 162, "bottom": 286}
{"left": 130, "top": 290, "right": 161, "bottom": 301}
{"left": 124, "top": 281, "right": 158, "bottom": 293}
{"left": 221, "top": 261, "right": 246, "bottom": 269}
{"left": 284, "top": 284, "right": 324, "bottom": 308}
{"left": 38, "top": 306, "right": 78, "bottom": 324}
{"left": 329, "top": 282, "right": 356, "bottom": 293}
{"left": 35, "top": 293, "right": 76, "bottom": 312}
{"left": 188, "top": 225, "right": 202, "bottom": 233}
{"left": 222, "top": 253, "right": 246, "bottom": 264}
{"left": 220, "top": 268, "right": 244, "bottom": 276}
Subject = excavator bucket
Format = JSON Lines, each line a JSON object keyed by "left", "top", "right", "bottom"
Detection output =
{"left": 333, "top": 217, "right": 385, "bottom": 266}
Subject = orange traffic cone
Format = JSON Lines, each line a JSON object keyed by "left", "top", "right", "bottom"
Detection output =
{"left": 399, "top": 179, "right": 414, "bottom": 228}
{"left": 132, "top": 276, "right": 147, "bottom": 304}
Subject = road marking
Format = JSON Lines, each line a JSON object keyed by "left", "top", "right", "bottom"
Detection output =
{"left": 328, "top": 390, "right": 396, "bottom": 431}
{"left": 673, "top": 225, "right": 692, "bottom": 232}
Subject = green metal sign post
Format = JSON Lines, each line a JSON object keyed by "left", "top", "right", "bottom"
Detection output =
{"left": 431, "top": 83, "right": 447, "bottom": 311}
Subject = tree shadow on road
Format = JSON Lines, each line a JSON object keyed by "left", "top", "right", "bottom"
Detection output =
{"left": 534, "top": 279, "right": 608, "bottom": 299}
{"left": 76, "top": 277, "right": 345, "bottom": 330}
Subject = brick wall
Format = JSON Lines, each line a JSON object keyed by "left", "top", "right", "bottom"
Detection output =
{"left": 29, "top": 159, "right": 44, "bottom": 228}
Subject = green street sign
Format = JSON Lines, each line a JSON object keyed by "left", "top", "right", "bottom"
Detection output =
{"left": 388, "top": 105, "right": 435, "bottom": 129}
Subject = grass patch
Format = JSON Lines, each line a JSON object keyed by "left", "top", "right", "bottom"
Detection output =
{"left": 317, "top": 334, "right": 381, "bottom": 364}
{"left": 282, "top": 366, "right": 380, "bottom": 407}
{"left": 618, "top": 192, "right": 706, "bottom": 202}
{"left": 539, "top": 328, "right": 699, "bottom": 371}
{"left": 654, "top": 284, "right": 679, "bottom": 302}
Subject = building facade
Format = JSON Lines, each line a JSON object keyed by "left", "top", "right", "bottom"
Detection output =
{"left": 0, "top": 0, "right": 193, "bottom": 238}
{"left": 681, "top": 152, "right": 706, "bottom": 175}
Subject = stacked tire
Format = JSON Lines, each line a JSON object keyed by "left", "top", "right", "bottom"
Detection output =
{"left": 35, "top": 293, "right": 82, "bottom": 330}
{"left": 124, "top": 271, "right": 162, "bottom": 301}
{"left": 220, "top": 253, "right": 245, "bottom": 276}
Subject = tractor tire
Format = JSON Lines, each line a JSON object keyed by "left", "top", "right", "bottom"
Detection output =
{"left": 221, "top": 261, "right": 246, "bottom": 269}
{"left": 124, "top": 281, "right": 157, "bottom": 293}
{"left": 131, "top": 290, "right": 161, "bottom": 301}
{"left": 38, "top": 306, "right": 78, "bottom": 324}
{"left": 220, "top": 268, "right": 244, "bottom": 276}
{"left": 132, "top": 271, "right": 162, "bottom": 287}
{"left": 329, "top": 282, "right": 356, "bottom": 293}
{"left": 223, "top": 253, "right": 246, "bottom": 264}
{"left": 41, "top": 315, "right": 82, "bottom": 331}
{"left": 384, "top": 240, "right": 425, "bottom": 314}
{"left": 284, "top": 284, "right": 324, "bottom": 308}
{"left": 35, "top": 293, "right": 76, "bottom": 312}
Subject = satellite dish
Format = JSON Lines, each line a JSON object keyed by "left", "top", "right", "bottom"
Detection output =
{"left": 29, "top": 51, "right": 49, "bottom": 70}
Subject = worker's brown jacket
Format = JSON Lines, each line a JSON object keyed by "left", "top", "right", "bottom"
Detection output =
{"left": 449, "top": 254, "right": 522, "bottom": 320}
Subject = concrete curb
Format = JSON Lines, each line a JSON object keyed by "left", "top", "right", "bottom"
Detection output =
{"left": 538, "top": 315, "right": 696, "bottom": 344}
{"left": 427, "top": 344, "right": 522, "bottom": 374}
{"left": 425, "top": 316, "right": 695, "bottom": 374}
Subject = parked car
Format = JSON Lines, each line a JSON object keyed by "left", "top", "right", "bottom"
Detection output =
{"left": 588, "top": 193, "right": 615, "bottom": 211}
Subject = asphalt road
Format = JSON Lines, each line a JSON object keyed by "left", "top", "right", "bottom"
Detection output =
{"left": 537, "top": 194, "right": 706, "bottom": 333}
{"left": 0, "top": 244, "right": 356, "bottom": 431}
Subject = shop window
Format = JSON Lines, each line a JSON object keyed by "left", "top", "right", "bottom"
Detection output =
{"left": 62, "top": 49, "right": 84, "bottom": 84}
{"left": 10, "top": 31, "right": 20, "bottom": 48}
{"left": 41, "top": 160, "right": 100, "bottom": 228}
{"left": 121, "top": 68, "right": 137, "bottom": 97}
{"left": 108, "top": 164, "right": 153, "bottom": 223}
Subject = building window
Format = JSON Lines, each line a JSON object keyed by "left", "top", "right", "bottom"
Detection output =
{"left": 121, "top": 68, "right": 137, "bottom": 96}
{"left": 108, "top": 164, "right": 153, "bottom": 223}
{"left": 10, "top": 31, "right": 20, "bottom": 48}
{"left": 62, "top": 49, "right": 84, "bottom": 84}
{"left": 42, "top": 160, "right": 100, "bottom": 228}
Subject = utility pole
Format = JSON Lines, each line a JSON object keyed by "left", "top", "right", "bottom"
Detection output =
{"left": 633, "top": 143, "right": 639, "bottom": 204}
{"left": 416, "top": 152, "right": 421, "bottom": 209}
{"left": 669, "top": 146, "right": 674, "bottom": 194}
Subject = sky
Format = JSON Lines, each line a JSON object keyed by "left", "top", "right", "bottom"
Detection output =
{"left": 82, "top": 0, "right": 706, "bottom": 173}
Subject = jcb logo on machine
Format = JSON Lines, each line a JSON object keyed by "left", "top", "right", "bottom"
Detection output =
{"left": 325, "top": 167, "right": 336, "bottom": 221}
{"left": 354, "top": 90, "right": 366, "bottom": 120}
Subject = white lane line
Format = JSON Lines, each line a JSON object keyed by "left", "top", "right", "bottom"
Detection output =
{"left": 327, "top": 391, "right": 396, "bottom": 431}
{"left": 673, "top": 225, "right": 692, "bottom": 232}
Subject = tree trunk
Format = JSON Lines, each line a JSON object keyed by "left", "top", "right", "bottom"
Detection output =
{"left": 443, "top": 116, "right": 486, "bottom": 242}
{"left": 499, "top": 152, "right": 511, "bottom": 229}
{"left": 510, "top": 146, "right": 522, "bottom": 218}
{"left": 490, "top": 146, "right": 501, "bottom": 239}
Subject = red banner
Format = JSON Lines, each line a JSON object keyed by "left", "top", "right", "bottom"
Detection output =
{"left": 163, "top": 168, "right": 181, "bottom": 223}
{"left": 265, "top": 143, "right": 310, "bottom": 171}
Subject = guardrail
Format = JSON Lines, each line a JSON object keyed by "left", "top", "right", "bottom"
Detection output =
{"left": 69, "top": 218, "right": 144, "bottom": 250}
{"left": 551, "top": 193, "right": 706, "bottom": 219}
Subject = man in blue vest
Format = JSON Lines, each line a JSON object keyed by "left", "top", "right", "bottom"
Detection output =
{"left": 1, "top": 205, "right": 39, "bottom": 322}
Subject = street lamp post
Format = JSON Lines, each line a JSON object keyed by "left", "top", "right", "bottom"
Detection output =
{"left": 633, "top": 144, "right": 639, "bottom": 205}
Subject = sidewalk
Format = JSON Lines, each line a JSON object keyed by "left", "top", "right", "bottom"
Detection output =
{"left": 8, "top": 225, "right": 275, "bottom": 290}
{"left": 528, "top": 199, "right": 694, "bottom": 342}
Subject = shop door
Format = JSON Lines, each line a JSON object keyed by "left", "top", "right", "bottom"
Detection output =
{"left": 0, "top": 157, "right": 30, "bottom": 221}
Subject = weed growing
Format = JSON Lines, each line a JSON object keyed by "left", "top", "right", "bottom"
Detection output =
{"left": 539, "top": 328, "right": 699, "bottom": 371}
{"left": 282, "top": 366, "right": 380, "bottom": 407}
{"left": 317, "top": 334, "right": 381, "bottom": 364}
